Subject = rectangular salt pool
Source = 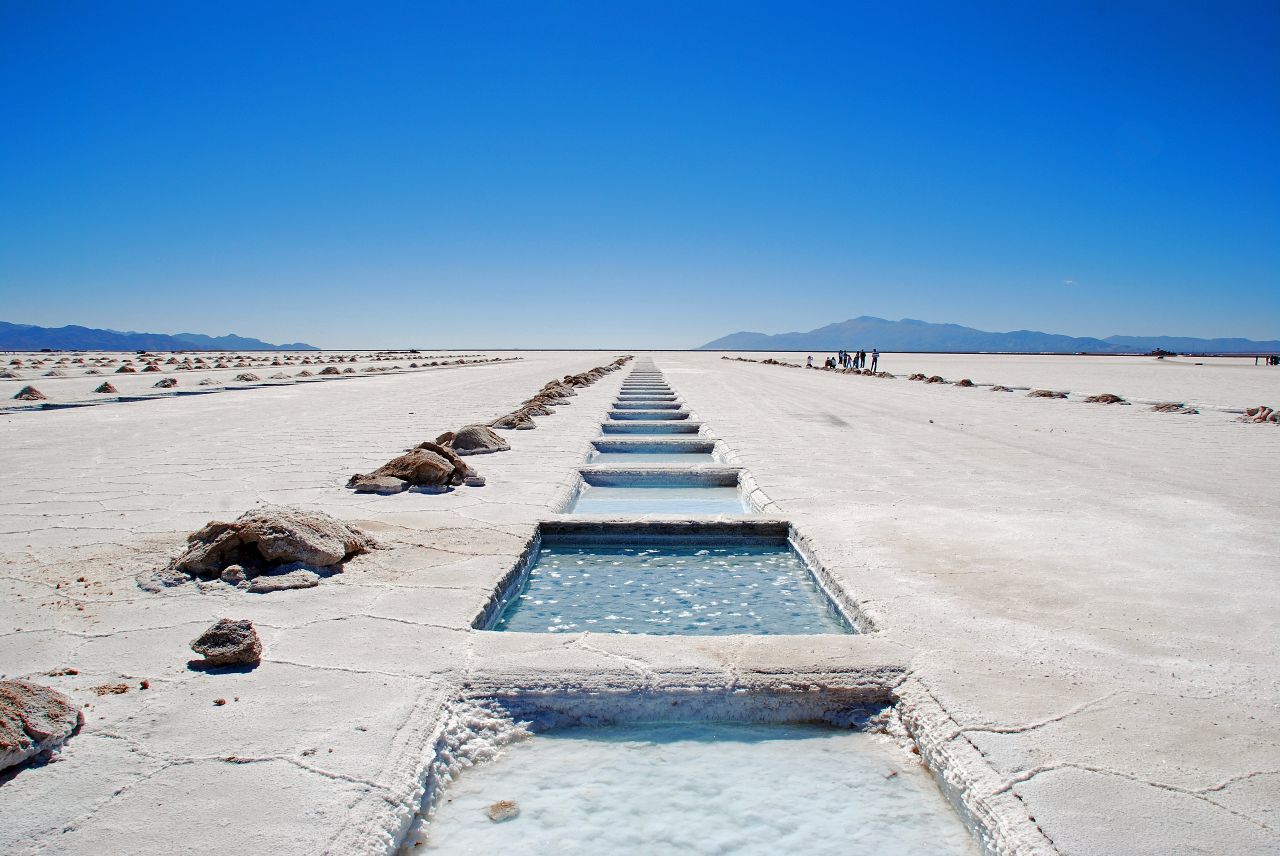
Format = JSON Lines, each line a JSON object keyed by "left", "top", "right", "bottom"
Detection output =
{"left": 409, "top": 721, "right": 978, "bottom": 855}
{"left": 588, "top": 439, "right": 718, "bottom": 465}
{"left": 568, "top": 484, "right": 746, "bottom": 514}
{"left": 601, "top": 421, "right": 702, "bottom": 434}
{"left": 588, "top": 450, "right": 716, "bottom": 465}
{"left": 490, "top": 540, "right": 847, "bottom": 634}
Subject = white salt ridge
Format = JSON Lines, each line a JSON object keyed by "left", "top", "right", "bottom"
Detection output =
{"left": 413, "top": 722, "right": 980, "bottom": 855}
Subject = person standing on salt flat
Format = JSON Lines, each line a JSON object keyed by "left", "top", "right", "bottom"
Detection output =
{"left": 871, "top": 349, "right": 879, "bottom": 372}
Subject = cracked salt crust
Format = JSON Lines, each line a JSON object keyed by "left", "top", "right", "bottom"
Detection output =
{"left": 0, "top": 351, "right": 1276, "bottom": 855}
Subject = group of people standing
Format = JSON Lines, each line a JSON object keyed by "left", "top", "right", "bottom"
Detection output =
{"left": 808, "top": 349, "right": 879, "bottom": 372}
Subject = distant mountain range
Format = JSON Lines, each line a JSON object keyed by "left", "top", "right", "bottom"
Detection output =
{"left": 0, "top": 321, "right": 318, "bottom": 352}
{"left": 698, "top": 317, "right": 1280, "bottom": 354}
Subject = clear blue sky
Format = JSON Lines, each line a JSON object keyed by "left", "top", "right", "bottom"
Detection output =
{"left": 1, "top": 1, "right": 1277, "bottom": 348}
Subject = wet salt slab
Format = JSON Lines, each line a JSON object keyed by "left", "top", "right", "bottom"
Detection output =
{"left": 492, "top": 543, "right": 849, "bottom": 634}
{"left": 416, "top": 722, "right": 977, "bottom": 855}
{"left": 568, "top": 484, "right": 747, "bottom": 514}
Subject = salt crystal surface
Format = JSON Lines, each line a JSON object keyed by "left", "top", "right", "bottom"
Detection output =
{"left": 416, "top": 722, "right": 979, "bottom": 855}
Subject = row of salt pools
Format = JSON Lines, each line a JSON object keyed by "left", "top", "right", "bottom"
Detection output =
{"left": 408, "top": 360, "right": 982, "bottom": 855}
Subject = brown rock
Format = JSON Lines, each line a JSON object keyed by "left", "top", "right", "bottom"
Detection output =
{"left": 0, "top": 680, "right": 81, "bottom": 771}
{"left": 191, "top": 618, "right": 262, "bottom": 667}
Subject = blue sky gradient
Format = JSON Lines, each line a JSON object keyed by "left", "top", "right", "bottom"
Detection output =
{"left": 1, "top": 1, "right": 1277, "bottom": 347}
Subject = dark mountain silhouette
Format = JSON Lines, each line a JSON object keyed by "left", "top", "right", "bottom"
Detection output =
{"left": 698, "top": 316, "right": 1279, "bottom": 354}
{"left": 0, "top": 321, "right": 318, "bottom": 351}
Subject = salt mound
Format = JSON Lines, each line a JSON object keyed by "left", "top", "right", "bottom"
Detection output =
{"left": 319, "top": 367, "right": 341, "bottom": 375}
{"left": 42, "top": 369, "right": 65, "bottom": 377}
{"left": 924, "top": 375, "right": 946, "bottom": 384}
{"left": 349, "top": 443, "right": 470, "bottom": 493}
{"left": 491, "top": 411, "right": 537, "bottom": 430}
{"left": 0, "top": 370, "right": 20, "bottom": 379}
{"left": 446, "top": 424, "right": 511, "bottom": 455}
{"left": 234, "top": 373, "right": 260, "bottom": 382}
{"left": 0, "top": 680, "right": 81, "bottom": 771}
{"left": 954, "top": 378, "right": 974, "bottom": 387}
{"left": 1028, "top": 389, "right": 1067, "bottom": 399}
{"left": 13, "top": 385, "right": 46, "bottom": 401}
{"left": 154, "top": 377, "right": 178, "bottom": 388}
{"left": 1152, "top": 402, "right": 1198, "bottom": 414}
{"left": 114, "top": 365, "right": 136, "bottom": 374}
{"left": 170, "top": 505, "right": 376, "bottom": 579}
{"left": 1240, "top": 406, "right": 1280, "bottom": 424}
{"left": 94, "top": 382, "right": 118, "bottom": 394}
{"left": 1085, "top": 393, "right": 1128, "bottom": 405}
{"left": 908, "top": 373, "right": 926, "bottom": 381}
{"left": 991, "top": 385, "right": 1012, "bottom": 392}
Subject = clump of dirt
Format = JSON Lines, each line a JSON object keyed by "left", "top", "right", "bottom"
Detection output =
{"left": 954, "top": 378, "right": 974, "bottom": 387}
{"left": 1084, "top": 393, "right": 1128, "bottom": 405}
{"left": 91, "top": 684, "right": 129, "bottom": 696}
{"left": 991, "top": 385, "right": 1013, "bottom": 392}
{"left": 486, "top": 800, "right": 520, "bottom": 822}
{"left": 924, "top": 375, "right": 946, "bottom": 384}
{"left": 154, "top": 377, "right": 178, "bottom": 388}
{"left": 1151, "top": 402, "right": 1198, "bottom": 414}
{"left": 1027, "top": 389, "right": 1067, "bottom": 399}
{"left": 908, "top": 373, "right": 926, "bottom": 381}
{"left": 233, "top": 373, "right": 260, "bottom": 382}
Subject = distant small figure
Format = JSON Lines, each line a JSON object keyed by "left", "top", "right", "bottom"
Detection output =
{"left": 806, "top": 355, "right": 813, "bottom": 368}
{"left": 870, "top": 349, "right": 879, "bottom": 372}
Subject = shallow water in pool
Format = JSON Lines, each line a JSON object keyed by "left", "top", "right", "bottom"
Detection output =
{"left": 588, "top": 451, "right": 717, "bottom": 465}
{"left": 415, "top": 721, "right": 978, "bottom": 855}
{"left": 492, "top": 544, "right": 849, "bottom": 634}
